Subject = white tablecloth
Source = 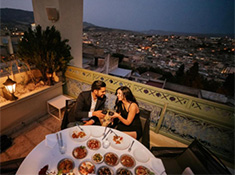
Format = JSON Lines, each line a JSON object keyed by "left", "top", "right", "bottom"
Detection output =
{"left": 16, "top": 125, "right": 165, "bottom": 175}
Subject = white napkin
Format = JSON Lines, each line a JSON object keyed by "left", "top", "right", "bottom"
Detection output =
{"left": 182, "top": 167, "right": 195, "bottom": 175}
{"left": 45, "top": 133, "right": 57, "bottom": 148}
{"left": 150, "top": 157, "right": 165, "bottom": 175}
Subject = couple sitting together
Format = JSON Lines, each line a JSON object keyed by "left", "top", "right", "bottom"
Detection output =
{"left": 66, "top": 80, "right": 142, "bottom": 140}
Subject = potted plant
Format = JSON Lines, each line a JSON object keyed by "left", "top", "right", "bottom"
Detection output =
{"left": 17, "top": 25, "right": 73, "bottom": 85}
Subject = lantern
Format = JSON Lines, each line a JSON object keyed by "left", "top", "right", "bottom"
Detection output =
{"left": 3, "top": 76, "right": 18, "bottom": 101}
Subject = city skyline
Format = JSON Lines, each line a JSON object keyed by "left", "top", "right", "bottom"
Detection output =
{"left": 1, "top": 0, "right": 234, "bottom": 35}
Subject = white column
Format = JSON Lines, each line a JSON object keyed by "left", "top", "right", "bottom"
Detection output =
{"left": 105, "top": 54, "right": 110, "bottom": 74}
{"left": 7, "top": 36, "right": 14, "bottom": 55}
{"left": 58, "top": 0, "right": 83, "bottom": 68}
{"left": 32, "top": 0, "right": 83, "bottom": 68}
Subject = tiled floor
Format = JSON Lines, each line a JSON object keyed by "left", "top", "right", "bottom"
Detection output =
{"left": 0, "top": 114, "right": 61, "bottom": 162}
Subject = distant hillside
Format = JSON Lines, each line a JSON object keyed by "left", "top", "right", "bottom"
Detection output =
{"left": 1, "top": 8, "right": 34, "bottom": 31}
{"left": 83, "top": 22, "right": 95, "bottom": 28}
{"left": 0, "top": 8, "right": 142, "bottom": 35}
{"left": 142, "top": 29, "right": 234, "bottom": 38}
{"left": 1, "top": 8, "right": 233, "bottom": 38}
{"left": 83, "top": 22, "right": 136, "bottom": 34}
{"left": 0, "top": 8, "right": 119, "bottom": 32}
{"left": 1, "top": 8, "right": 34, "bottom": 23}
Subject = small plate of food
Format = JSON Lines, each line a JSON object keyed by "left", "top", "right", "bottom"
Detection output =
{"left": 97, "top": 166, "right": 114, "bottom": 175}
{"left": 107, "top": 132, "right": 130, "bottom": 150}
{"left": 116, "top": 167, "right": 133, "bottom": 175}
{"left": 69, "top": 127, "right": 90, "bottom": 142}
{"left": 92, "top": 153, "right": 104, "bottom": 164}
{"left": 78, "top": 161, "right": 95, "bottom": 175}
{"left": 57, "top": 158, "right": 74, "bottom": 174}
{"left": 72, "top": 146, "right": 87, "bottom": 159}
{"left": 104, "top": 152, "right": 119, "bottom": 166}
{"left": 120, "top": 154, "right": 136, "bottom": 168}
{"left": 87, "top": 139, "right": 101, "bottom": 150}
{"left": 135, "top": 166, "right": 153, "bottom": 175}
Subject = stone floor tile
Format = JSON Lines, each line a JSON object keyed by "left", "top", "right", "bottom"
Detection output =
{"left": 24, "top": 125, "right": 52, "bottom": 146}
{"left": 11, "top": 121, "right": 41, "bottom": 139}
{"left": 0, "top": 115, "right": 61, "bottom": 163}
{"left": 39, "top": 115, "right": 61, "bottom": 133}
{"left": 150, "top": 131, "right": 187, "bottom": 147}
{"left": 37, "top": 113, "right": 50, "bottom": 122}
{"left": 4, "top": 135, "right": 34, "bottom": 160}
{"left": 173, "top": 140, "right": 187, "bottom": 147}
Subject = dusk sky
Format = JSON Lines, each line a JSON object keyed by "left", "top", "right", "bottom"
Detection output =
{"left": 1, "top": 0, "right": 234, "bottom": 35}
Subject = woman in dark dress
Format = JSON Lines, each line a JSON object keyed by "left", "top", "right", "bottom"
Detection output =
{"left": 111, "top": 86, "right": 142, "bottom": 140}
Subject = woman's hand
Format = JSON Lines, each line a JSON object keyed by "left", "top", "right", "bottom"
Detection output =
{"left": 111, "top": 112, "right": 120, "bottom": 119}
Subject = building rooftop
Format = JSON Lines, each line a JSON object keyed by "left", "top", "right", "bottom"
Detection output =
{"left": 109, "top": 67, "right": 132, "bottom": 78}
{"left": 146, "top": 81, "right": 164, "bottom": 88}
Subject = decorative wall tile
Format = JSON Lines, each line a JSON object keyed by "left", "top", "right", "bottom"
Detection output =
{"left": 138, "top": 101, "right": 162, "bottom": 128}
{"left": 104, "top": 90, "right": 116, "bottom": 110}
{"left": 191, "top": 101, "right": 234, "bottom": 122}
{"left": 161, "top": 111, "right": 234, "bottom": 161}
{"left": 134, "top": 84, "right": 190, "bottom": 108}
{"left": 66, "top": 79, "right": 82, "bottom": 97}
{"left": 93, "top": 74, "right": 132, "bottom": 88}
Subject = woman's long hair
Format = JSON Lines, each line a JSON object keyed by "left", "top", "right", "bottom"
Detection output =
{"left": 114, "top": 86, "right": 138, "bottom": 113}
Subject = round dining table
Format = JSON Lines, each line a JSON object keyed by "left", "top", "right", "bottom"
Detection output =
{"left": 16, "top": 125, "right": 166, "bottom": 175}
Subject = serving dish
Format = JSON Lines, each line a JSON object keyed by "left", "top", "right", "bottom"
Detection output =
{"left": 57, "top": 158, "right": 74, "bottom": 174}
{"left": 78, "top": 161, "right": 95, "bottom": 175}
{"left": 72, "top": 146, "right": 87, "bottom": 159}
{"left": 120, "top": 154, "right": 136, "bottom": 168}
{"left": 116, "top": 167, "right": 133, "bottom": 175}
{"left": 107, "top": 133, "right": 130, "bottom": 150}
{"left": 134, "top": 165, "right": 152, "bottom": 175}
{"left": 92, "top": 152, "right": 104, "bottom": 164}
{"left": 87, "top": 139, "right": 101, "bottom": 150}
{"left": 69, "top": 128, "right": 90, "bottom": 142}
{"left": 104, "top": 152, "right": 119, "bottom": 166}
{"left": 133, "top": 148, "right": 150, "bottom": 163}
{"left": 97, "top": 165, "right": 114, "bottom": 175}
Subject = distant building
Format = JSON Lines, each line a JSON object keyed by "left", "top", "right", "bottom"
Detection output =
{"left": 200, "top": 90, "right": 228, "bottom": 104}
{"left": 165, "top": 82, "right": 233, "bottom": 105}
{"left": 106, "top": 55, "right": 131, "bottom": 78}
{"left": 146, "top": 80, "right": 165, "bottom": 88}
{"left": 221, "top": 67, "right": 235, "bottom": 74}
{"left": 164, "top": 82, "right": 200, "bottom": 97}
{"left": 109, "top": 68, "right": 132, "bottom": 78}
{"left": 141, "top": 71, "right": 162, "bottom": 80}
{"left": 130, "top": 71, "right": 165, "bottom": 88}
{"left": 83, "top": 44, "right": 104, "bottom": 56}
{"left": 82, "top": 44, "right": 132, "bottom": 78}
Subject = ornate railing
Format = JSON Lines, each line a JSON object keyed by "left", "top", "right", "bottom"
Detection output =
{"left": 65, "top": 66, "right": 234, "bottom": 162}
